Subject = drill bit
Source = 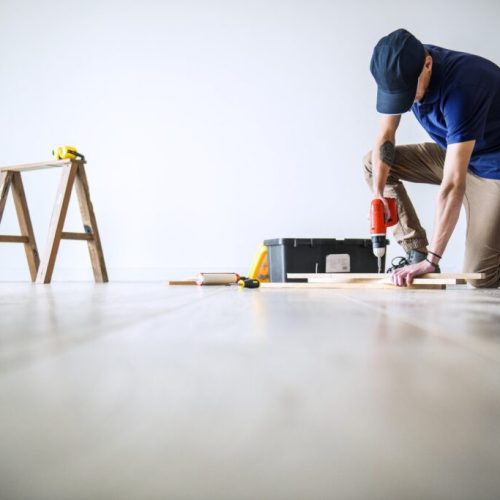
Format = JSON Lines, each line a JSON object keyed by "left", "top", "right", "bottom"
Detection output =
{"left": 378, "top": 256, "right": 382, "bottom": 274}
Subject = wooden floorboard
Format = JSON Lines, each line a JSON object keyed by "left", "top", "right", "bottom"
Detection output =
{"left": 1, "top": 283, "right": 500, "bottom": 499}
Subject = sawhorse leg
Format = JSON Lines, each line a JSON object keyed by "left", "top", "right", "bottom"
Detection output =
{"left": 74, "top": 164, "right": 108, "bottom": 283}
{"left": 0, "top": 171, "right": 11, "bottom": 222}
{"left": 36, "top": 161, "right": 108, "bottom": 284}
{"left": 0, "top": 170, "right": 40, "bottom": 281}
{"left": 36, "top": 163, "right": 77, "bottom": 284}
{"left": 11, "top": 172, "right": 40, "bottom": 281}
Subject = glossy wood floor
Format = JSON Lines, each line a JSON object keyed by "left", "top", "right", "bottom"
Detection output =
{"left": 1, "top": 283, "right": 500, "bottom": 500}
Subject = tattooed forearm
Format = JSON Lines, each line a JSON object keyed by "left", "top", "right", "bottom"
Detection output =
{"left": 380, "top": 140, "right": 395, "bottom": 166}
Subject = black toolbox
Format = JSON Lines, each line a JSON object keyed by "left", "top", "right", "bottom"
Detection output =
{"left": 264, "top": 238, "right": 386, "bottom": 282}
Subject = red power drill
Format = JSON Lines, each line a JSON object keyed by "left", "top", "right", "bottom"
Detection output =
{"left": 370, "top": 197, "right": 398, "bottom": 273}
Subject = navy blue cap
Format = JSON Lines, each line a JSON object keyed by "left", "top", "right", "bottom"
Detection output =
{"left": 370, "top": 29, "right": 426, "bottom": 114}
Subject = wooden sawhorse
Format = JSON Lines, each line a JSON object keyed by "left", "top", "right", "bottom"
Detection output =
{"left": 0, "top": 159, "right": 108, "bottom": 284}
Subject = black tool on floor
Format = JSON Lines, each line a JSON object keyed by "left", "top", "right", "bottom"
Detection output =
{"left": 238, "top": 277, "right": 260, "bottom": 289}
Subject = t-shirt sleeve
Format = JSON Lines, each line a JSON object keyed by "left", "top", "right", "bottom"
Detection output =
{"left": 443, "top": 84, "right": 493, "bottom": 144}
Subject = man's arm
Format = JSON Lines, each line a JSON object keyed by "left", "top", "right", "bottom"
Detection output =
{"left": 371, "top": 115, "right": 401, "bottom": 215}
{"left": 429, "top": 141, "right": 474, "bottom": 256}
{"left": 391, "top": 140, "right": 475, "bottom": 286}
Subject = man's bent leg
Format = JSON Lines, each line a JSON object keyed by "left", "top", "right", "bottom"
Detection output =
{"left": 363, "top": 142, "right": 445, "bottom": 253}
{"left": 463, "top": 174, "right": 500, "bottom": 288}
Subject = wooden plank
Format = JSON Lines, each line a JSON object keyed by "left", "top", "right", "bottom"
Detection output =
{"left": 167, "top": 280, "right": 198, "bottom": 286}
{"left": 0, "top": 235, "right": 29, "bottom": 243}
{"left": 288, "top": 272, "right": 484, "bottom": 280}
{"left": 11, "top": 172, "right": 40, "bottom": 281}
{"left": 308, "top": 277, "right": 458, "bottom": 285}
{"left": 73, "top": 163, "right": 108, "bottom": 283}
{"left": 61, "top": 231, "right": 93, "bottom": 241}
{"left": 0, "top": 171, "right": 12, "bottom": 223}
{"left": 261, "top": 282, "right": 446, "bottom": 290}
{"left": 36, "top": 163, "right": 78, "bottom": 284}
{"left": 0, "top": 159, "right": 78, "bottom": 173}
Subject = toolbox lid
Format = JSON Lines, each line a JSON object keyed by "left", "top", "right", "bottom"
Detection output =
{"left": 263, "top": 238, "right": 380, "bottom": 248}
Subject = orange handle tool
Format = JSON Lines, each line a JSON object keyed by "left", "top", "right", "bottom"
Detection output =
{"left": 370, "top": 197, "right": 398, "bottom": 235}
{"left": 370, "top": 198, "right": 398, "bottom": 272}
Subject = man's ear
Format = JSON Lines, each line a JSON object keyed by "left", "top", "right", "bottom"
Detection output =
{"left": 425, "top": 55, "right": 433, "bottom": 72}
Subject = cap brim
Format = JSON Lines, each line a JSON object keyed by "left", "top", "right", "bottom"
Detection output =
{"left": 376, "top": 86, "right": 416, "bottom": 115}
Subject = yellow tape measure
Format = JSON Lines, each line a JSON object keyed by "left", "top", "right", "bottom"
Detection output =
{"left": 52, "top": 146, "right": 85, "bottom": 161}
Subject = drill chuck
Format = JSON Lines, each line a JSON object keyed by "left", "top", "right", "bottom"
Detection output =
{"left": 371, "top": 235, "right": 387, "bottom": 257}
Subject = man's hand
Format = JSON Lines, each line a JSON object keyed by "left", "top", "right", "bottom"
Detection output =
{"left": 372, "top": 195, "right": 392, "bottom": 222}
{"left": 390, "top": 259, "right": 436, "bottom": 287}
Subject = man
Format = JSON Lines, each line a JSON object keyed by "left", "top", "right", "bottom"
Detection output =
{"left": 364, "top": 28, "right": 500, "bottom": 288}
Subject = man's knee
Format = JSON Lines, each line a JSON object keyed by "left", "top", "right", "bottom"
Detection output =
{"left": 466, "top": 267, "right": 500, "bottom": 288}
{"left": 466, "top": 275, "right": 500, "bottom": 289}
{"left": 464, "top": 255, "right": 500, "bottom": 288}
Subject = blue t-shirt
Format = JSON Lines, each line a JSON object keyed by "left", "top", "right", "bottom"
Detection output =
{"left": 412, "top": 45, "right": 500, "bottom": 179}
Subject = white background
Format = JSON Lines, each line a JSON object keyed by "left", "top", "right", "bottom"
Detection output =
{"left": 1, "top": 0, "right": 499, "bottom": 281}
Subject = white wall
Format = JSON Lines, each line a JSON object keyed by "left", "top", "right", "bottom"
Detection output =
{"left": 1, "top": 0, "right": 499, "bottom": 280}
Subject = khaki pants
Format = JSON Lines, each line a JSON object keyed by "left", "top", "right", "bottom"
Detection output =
{"left": 363, "top": 143, "right": 500, "bottom": 288}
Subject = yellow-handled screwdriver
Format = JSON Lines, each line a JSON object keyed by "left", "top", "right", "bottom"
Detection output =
{"left": 238, "top": 277, "right": 260, "bottom": 289}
